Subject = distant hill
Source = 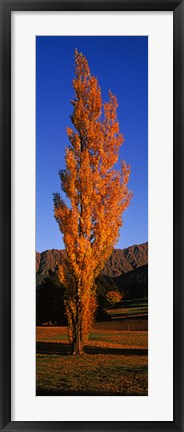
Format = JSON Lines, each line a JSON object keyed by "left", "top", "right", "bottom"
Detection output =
{"left": 36, "top": 243, "right": 148, "bottom": 324}
{"left": 99, "top": 264, "right": 148, "bottom": 299}
{"left": 36, "top": 249, "right": 66, "bottom": 285}
{"left": 101, "top": 242, "right": 148, "bottom": 277}
{"left": 36, "top": 241, "right": 148, "bottom": 290}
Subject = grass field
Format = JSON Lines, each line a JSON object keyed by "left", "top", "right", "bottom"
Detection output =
{"left": 107, "top": 298, "right": 148, "bottom": 319}
{"left": 36, "top": 323, "right": 148, "bottom": 396}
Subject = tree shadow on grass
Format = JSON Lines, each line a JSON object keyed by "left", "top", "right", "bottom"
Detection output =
{"left": 84, "top": 346, "right": 147, "bottom": 356}
{"left": 36, "top": 342, "right": 71, "bottom": 355}
{"left": 36, "top": 342, "right": 148, "bottom": 356}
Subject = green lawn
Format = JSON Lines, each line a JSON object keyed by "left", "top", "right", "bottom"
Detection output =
{"left": 107, "top": 298, "right": 148, "bottom": 319}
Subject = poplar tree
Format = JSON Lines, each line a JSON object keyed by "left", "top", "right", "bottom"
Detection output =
{"left": 53, "top": 49, "right": 132, "bottom": 354}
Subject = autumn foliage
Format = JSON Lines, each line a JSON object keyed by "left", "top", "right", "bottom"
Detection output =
{"left": 53, "top": 49, "right": 132, "bottom": 354}
{"left": 106, "top": 291, "right": 122, "bottom": 307}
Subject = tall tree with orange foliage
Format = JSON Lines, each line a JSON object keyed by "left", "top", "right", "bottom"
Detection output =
{"left": 53, "top": 49, "right": 132, "bottom": 354}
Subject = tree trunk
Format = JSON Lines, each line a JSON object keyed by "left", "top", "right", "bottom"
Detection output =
{"left": 72, "top": 325, "right": 84, "bottom": 354}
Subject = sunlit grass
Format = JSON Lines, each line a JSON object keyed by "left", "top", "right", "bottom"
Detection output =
{"left": 37, "top": 352, "right": 148, "bottom": 396}
{"left": 36, "top": 327, "right": 148, "bottom": 349}
{"left": 36, "top": 325, "right": 148, "bottom": 395}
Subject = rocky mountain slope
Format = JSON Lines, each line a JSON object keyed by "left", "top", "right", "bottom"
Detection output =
{"left": 36, "top": 242, "right": 148, "bottom": 287}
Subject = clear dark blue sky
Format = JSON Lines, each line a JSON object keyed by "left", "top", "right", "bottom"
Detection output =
{"left": 36, "top": 36, "right": 148, "bottom": 253}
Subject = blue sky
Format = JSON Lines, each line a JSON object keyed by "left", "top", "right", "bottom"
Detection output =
{"left": 36, "top": 36, "right": 148, "bottom": 253}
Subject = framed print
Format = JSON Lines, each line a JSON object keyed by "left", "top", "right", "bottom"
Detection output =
{"left": 0, "top": 0, "right": 183, "bottom": 431}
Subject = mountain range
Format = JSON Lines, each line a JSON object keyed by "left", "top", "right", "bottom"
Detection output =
{"left": 36, "top": 242, "right": 148, "bottom": 299}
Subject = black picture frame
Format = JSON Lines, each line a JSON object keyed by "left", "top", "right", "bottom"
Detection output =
{"left": 0, "top": 1, "right": 183, "bottom": 431}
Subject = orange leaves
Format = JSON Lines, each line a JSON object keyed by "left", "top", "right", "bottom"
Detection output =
{"left": 121, "top": 160, "right": 131, "bottom": 185}
{"left": 53, "top": 49, "right": 132, "bottom": 350}
{"left": 66, "top": 127, "right": 81, "bottom": 152}
{"left": 103, "top": 91, "right": 118, "bottom": 122}
{"left": 74, "top": 48, "right": 90, "bottom": 82}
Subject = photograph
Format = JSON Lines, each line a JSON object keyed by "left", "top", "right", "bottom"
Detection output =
{"left": 36, "top": 35, "right": 148, "bottom": 396}
{"left": 1, "top": 0, "right": 183, "bottom": 428}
